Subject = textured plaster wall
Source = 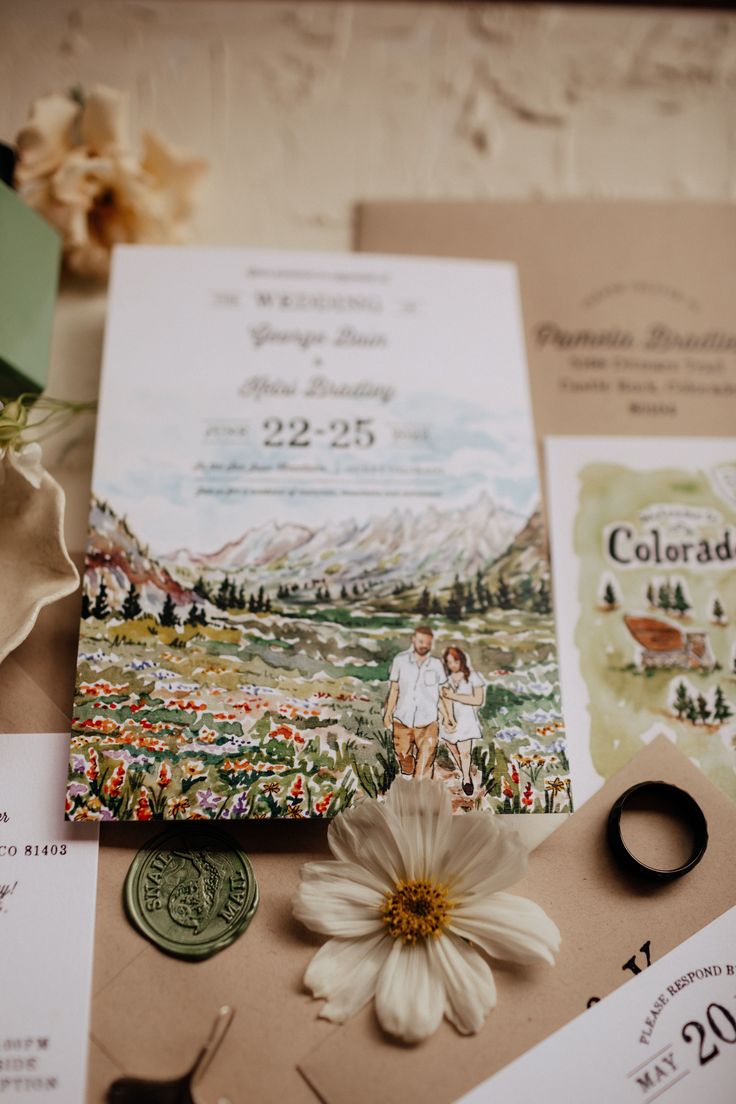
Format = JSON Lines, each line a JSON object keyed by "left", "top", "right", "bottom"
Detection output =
{"left": 0, "top": 1, "right": 734, "bottom": 545}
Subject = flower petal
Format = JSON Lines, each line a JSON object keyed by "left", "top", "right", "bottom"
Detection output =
{"left": 80, "top": 84, "right": 131, "bottom": 152}
{"left": 384, "top": 777, "right": 454, "bottom": 881}
{"left": 445, "top": 813, "right": 528, "bottom": 899}
{"left": 327, "top": 797, "right": 408, "bottom": 888}
{"left": 450, "top": 891, "right": 560, "bottom": 966}
{"left": 305, "top": 931, "right": 391, "bottom": 1023}
{"left": 141, "top": 130, "right": 208, "bottom": 219}
{"left": 430, "top": 934, "right": 497, "bottom": 1034}
{"left": 14, "top": 92, "right": 78, "bottom": 182}
{"left": 294, "top": 861, "right": 385, "bottom": 937}
{"left": 374, "top": 939, "right": 445, "bottom": 1043}
{"left": 300, "top": 858, "right": 389, "bottom": 897}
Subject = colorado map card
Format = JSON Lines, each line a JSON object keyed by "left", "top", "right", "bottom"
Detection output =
{"left": 547, "top": 436, "right": 736, "bottom": 803}
{"left": 68, "top": 246, "right": 570, "bottom": 821}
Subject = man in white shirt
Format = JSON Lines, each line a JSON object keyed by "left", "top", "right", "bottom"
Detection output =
{"left": 383, "top": 625, "right": 455, "bottom": 779}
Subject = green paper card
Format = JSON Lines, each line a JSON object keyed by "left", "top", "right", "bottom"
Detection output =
{"left": 0, "top": 181, "right": 60, "bottom": 396}
{"left": 547, "top": 436, "right": 736, "bottom": 804}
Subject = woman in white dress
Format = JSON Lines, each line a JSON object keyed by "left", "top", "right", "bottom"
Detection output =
{"left": 439, "top": 646, "right": 486, "bottom": 796}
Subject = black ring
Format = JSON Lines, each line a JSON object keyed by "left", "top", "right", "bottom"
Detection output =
{"left": 606, "top": 780, "right": 708, "bottom": 882}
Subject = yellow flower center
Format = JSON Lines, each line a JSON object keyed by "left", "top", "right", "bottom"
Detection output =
{"left": 381, "top": 879, "right": 452, "bottom": 943}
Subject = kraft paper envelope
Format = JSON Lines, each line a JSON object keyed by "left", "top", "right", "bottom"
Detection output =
{"left": 297, "top": 736, "right": 736, "bottom": 1104}
{"left": 85, "top": 821, "right": 555, "bottom": 1100}
{"left": 87, "top": 821, "right": 335, "bottom": 1104}
{"left": 356, "top": 201, "right": 736, "bottom": 448}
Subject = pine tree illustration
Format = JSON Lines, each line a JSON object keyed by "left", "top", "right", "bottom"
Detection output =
{"left": 452, "top": 577, "right": 465, "bottom": 611}
{"left": 696, "top": 693, "right": 710, "bottom": 725}
{"left": 193, "top": 576, "right": 209, "bottom": 601}
{"left": 646, "top": 582, "right": 656, "bottom": 607}
{"left": 185, "top": 603, "right": 203, "bottom": 626}
{"left": 496, "top": 577, "right": 513, "bottom": 610}
{"left": 658, "top": 583, "right": 672, "bottom": 612}
{"left": 92, "top": 581, "right": 110, "bottom": 619}
{"left": 416, "top": 587, "right": 431, "bottom": 616}
{"left": 464, "top": 583, "right": 475, "bottom": 614}
{"left": 673, "top": 681, "right": 690, "bottom": 720}
{"left": 248, "top": 593, "right": 256, "bottom": 612}
{"left": 445, "top": 593, "right": 462, "bottom": 621}
{"left": 712, "top": 596, "right": 726, "bottom": 624}
{"left": 672, "top": 582, "right": 690, "bottom": 617}
{"left": 215, "top": 577, "right": 230, "bottom": 610}
{"left": 515, "top": 576, "right": 536, "bottom": 609}
{"left": 534, "top": 579, "right": 552, "bottom": 614}
{"left": 685, "top": 696, "right": 698, "bottom": 724}
{"left": 256, "top": 585, "right": 265, "bottom": 612}
{"left": 602, "top": 581, "right": 617, "bottom": 610}
{"left": 81, "top": 591, "right": 91, "bottom": 619}
{"left": 159, "top": 593, "right": 178, "bottom": 627}
{"left": 712, "top": 686, "right": 733, "bottom": 724}
{"left": 121, "top": 582, "right": 142, "bottom": 620}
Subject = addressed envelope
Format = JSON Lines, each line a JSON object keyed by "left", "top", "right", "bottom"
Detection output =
{"left": 357, "top": 201, "right": 736, "bottom": 448}
{"left": 0, "top": 733, "right": 98, "bottom": 1103}
{"left": 297, "top": 736, "right": 736, "bottom": 1104}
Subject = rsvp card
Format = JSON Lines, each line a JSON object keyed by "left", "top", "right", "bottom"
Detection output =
{"left": 0, "top": 733, "right": 98, "bottom": 1100}
{"left": 457, "top": 906, "right": 736, "bottom": 1103}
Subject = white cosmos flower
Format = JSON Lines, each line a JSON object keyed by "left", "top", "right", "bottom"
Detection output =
{"left": 293, "top": 778, "right": 560, "bottom": 1043}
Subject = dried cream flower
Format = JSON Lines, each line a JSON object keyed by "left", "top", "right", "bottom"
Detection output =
{"left": 14, "top": 85, "right": 208, "bottom": 279}
{"left": 294, "top": 778, "right": 560, "bottom": 1043}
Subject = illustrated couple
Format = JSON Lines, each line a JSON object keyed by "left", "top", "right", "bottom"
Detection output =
{"left": 383, "top": 625, "right": 486, "bottom": 796}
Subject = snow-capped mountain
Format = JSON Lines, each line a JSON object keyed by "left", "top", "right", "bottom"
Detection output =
{"left": 86, "top": 491, "right": 529, "bottom": 616}
{"left": 167, "top": 491, "right": 524, "bottom": 588}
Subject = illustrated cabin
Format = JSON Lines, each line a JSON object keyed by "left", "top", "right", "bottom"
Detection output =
{"left": 624, "top": 615, "right": 716, "bottom": 671}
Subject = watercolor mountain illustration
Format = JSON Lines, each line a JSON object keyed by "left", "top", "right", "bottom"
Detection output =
{"left": 69, "top": 493, "right": 570, "bottom": 821}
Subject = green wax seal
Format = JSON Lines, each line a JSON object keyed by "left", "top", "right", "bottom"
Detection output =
{"left": 123, "top": 827, "right": 258, "bottom": 961}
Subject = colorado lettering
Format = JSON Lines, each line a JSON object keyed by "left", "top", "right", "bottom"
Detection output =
{"left": 606, "top": 525, "right": 736, "bottom": 567}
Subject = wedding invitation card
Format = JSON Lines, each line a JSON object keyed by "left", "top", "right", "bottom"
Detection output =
{"left": 67, "top": 246, "right": 570, "bottom": 820}
{"left": 547, "top": 437, "right": 736, "bottom": 804}
{"left": 0, "top": 733, "right": 98, "bottom": 1099}
{"left": 458, "top": 906, "right": 736, "bottom": 1102}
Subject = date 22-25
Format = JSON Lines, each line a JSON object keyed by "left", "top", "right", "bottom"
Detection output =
{"left": 263, "top": 417, "right": 375, "bottom": 449}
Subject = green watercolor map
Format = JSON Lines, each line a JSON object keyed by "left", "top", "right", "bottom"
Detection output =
{"left": 574, "top": 458, "right": 736, "bottom": 799}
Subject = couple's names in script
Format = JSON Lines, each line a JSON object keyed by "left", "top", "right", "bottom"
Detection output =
{"left": 237, "top": 374, "right": 395, "bottom": 405}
